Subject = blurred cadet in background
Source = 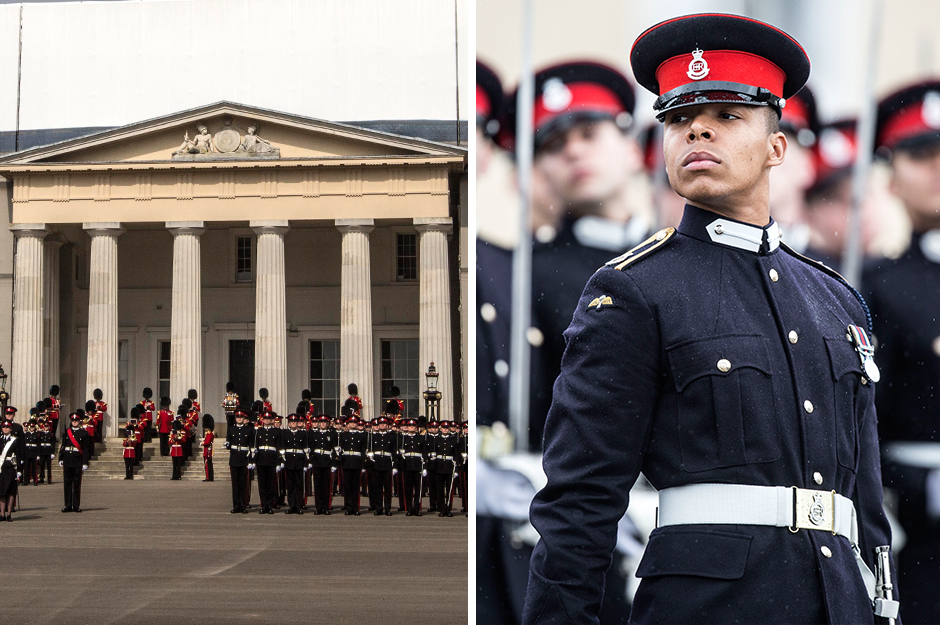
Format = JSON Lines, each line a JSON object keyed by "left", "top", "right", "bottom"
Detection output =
{"left": 769, "top": 85, "right": 820, "bottom": 254}
{"left": 865, "top": 79, "right": 940, "bottom": 625}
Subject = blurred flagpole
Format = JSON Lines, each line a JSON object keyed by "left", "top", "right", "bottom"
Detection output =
{"left": 842, "top": 0, "right": 883, "bottom": 288}
{"left": 509, "top": 0, "right": 534, "bottom": 452}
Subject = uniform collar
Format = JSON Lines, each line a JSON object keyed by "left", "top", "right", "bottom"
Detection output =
{"left": 918, "top": 229, "right": 940, "bottom": 264}
{"left": 569, "top": 214, "right": 652, "bottom": 252}
{"left": 678, "top": 204, "right": 781, "bottom": 255}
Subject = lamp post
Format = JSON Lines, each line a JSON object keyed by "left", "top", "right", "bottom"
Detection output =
{"left": 0, "top": 365, "right": 9, "bottom": 415}
{"left": 422, "top": 362, "right": 442, "bottom": 422}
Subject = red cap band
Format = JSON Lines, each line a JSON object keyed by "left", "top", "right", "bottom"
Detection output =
{"left": 655, "top": 50, "right": 785, "bottom": 98}
{"left": 879, "top": 101, "right": 940, "bottom": 149}
{"left": 477, "top": 84, "right": 492, "bottom": 118}
{"left": 532, "top": 82, "right": 625, "bottom": 132}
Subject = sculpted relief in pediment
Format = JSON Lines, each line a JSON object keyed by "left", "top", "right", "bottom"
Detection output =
{"left": 173, "top": 118, "right": 279, "bottom": 159}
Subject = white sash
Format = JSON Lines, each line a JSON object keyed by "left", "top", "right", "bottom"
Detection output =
{"left": 0, "top": 436, "right": 16, "bottom": 466}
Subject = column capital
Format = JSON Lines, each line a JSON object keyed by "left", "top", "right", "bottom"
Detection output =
{"left": 414, "top": 217, "right": 453, "bottom": 234}
{"left": 83, "top": 222, "right": 124, "bottom": 238}
{"left": 336, "top": 218, "right": 374, "bottom": 234}
{"left": 166, "top": 221, "right": 205, "bottom": 237}
{"left": 11, "top": 223, "right": 50, "bottom": 239}
{"left": 250, "top": 220, "right": 289, "bottom": 237}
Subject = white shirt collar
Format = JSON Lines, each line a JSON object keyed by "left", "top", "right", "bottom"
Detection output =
{"left": 571, "top": 215, "right": 652, "bottom": 252}
{"left": 705, "top": 218, "right": 782, "bottom": 254}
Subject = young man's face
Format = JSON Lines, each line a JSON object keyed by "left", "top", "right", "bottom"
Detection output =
{"left": 890, "top": 144, "right": 940, "bottom": 229}
{"left": 534, "top": 119, "right": 641, "bottom": 212}
{"left": 663, "top": 102, "right": 785, "bottom": 214}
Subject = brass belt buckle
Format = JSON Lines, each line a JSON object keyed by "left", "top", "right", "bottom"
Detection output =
{"left": 794, "top": 487, "right": 835, "bottom": 532}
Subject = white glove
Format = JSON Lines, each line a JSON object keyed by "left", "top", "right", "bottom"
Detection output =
{"left": 276, "top": 465, "right": 282, "bottom": 473}
{"left": 82, "top": 465, "right": 88, "bottom": 471}
{"left": 331, "top": 467, "right": 337, "bottom": 473}
{"left": 248, "top": 463, "right": 255, "bottom": 470}
{"left": 422, "top": 469, "right": 427, "bottom": 477}
{"left": 367, "top": 452, "right": 375, "bottom": 461}
{"left": 16, "top": 472, "right": 21, "bottom": 479}
{"left": 393, "top": 469, "right": 398, "bottom": 476}
{"left": 223, "top": 442, "right": 231, "bottom": 449}
{"left": 461, "top": 453, "right": 468, "bottom": 461}
{"left": 361, "top": 469, "right": 366, "bottom": 474}
{"left": 58, "top": 461, "right": 64, "bottom": 467}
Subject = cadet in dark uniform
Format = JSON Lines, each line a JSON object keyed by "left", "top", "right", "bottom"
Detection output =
{"left": 433, "top": 421, "right": 459, "bottom": 517}
{"left": 424, "top": 420, "right": 441, "bottom": 512}
{"left": 398, "top": 418, "right": 425, "bottom": 515}
{"left": 37, "top": 418, "right": 54, "bottom": 484}
{"left": 307, "top": 415, "right": 335, "bottom": 515}
{"left": 253, "top": 410, "right": 282, "bottom": 514}
{"left": 0, "top": 419, "right": 19, "bottom": 520}
{"left": 504, "top": 61, "right": 651, "bottom": 450}
{"left": 369, "top": 410, "right": 397, "bottom": 516}
{"left": 524, "top": 14, "right": 895, "bottom": 624}
{"left": 58, "top": 412, "right": 90, "bottom": 512}
{"left": 224, "top": 408, "right": 254, "bottom": 513}
{"left": 281, "top": 413, "right": 308, "bottom": 514}
{"left": 865, "top": 79, "right": 940, "bottom": 624}
{"left": 339, "top": 415, "right": 367, "bottom": 515}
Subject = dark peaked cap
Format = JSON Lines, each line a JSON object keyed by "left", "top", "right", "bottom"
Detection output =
{"left": 631, "top": 13, "right": 810, "bottom": 118}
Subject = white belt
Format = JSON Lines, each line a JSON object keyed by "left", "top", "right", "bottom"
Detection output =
{"left": 403, "top": 452, "right": 423, "bottom": 458}
{"left": 883, "top": 441, "right": 940, "bottom": 469}
{"left": 257, "top": 446, "right": 278, "bottom": 452}
{"left": 312, "top": 449, "right": 331, "bottom": 454}
{"left": 657, "top": 484, "right": 876, "bottom": 603}
{"left": 372, "top": 451, "right": 393, "bottom": 457}
{"left": 63, "top": 446, "right": 81, "bottom": 453}
{"left": 283, "top": 448, "right": 305, "bottom": 454}
{"left": 230, "top": 445, "right": 251, "bottom": 452}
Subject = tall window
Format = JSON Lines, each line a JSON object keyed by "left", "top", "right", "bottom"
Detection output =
{"left": 118, "top": 340, "right": 129, "bottom": 422}
{"left": 158, "top": 341, "right": 171, "bottom": 404}
{"left": 236, "top": 236, "right": 253, "bottom": 282}
{"left": 396, "top": 233, "right": 417, "bottom": 281}
{"left": 380, "top": 339, "right": 419, "bottom": 418}
{"left": 309, "top": 340, "right": 341, "bottom": 417}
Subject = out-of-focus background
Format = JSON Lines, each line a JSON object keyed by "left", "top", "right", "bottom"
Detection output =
{"left": 478, "top": 0, "right": 938, "bottom": 250}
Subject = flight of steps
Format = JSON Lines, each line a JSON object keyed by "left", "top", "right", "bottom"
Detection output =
{"left": 56, "top": 438, "right": 232, "bottom": 481}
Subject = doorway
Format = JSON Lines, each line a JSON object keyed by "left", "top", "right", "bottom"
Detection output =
{"left": 228, "top": 340, "right": 255, "bottom": 408}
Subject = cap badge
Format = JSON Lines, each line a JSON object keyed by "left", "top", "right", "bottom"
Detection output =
{"left": 687, "top": 48, "right": 710, "bottom": 81}
{"left": 819, "top": 128, "right": 853, "bottom": 169}
{"left": 542, "top": 78, "right": 573, "bottom": 112}
{"left": 922, "top": 91, "right": 940, "bottom": 129}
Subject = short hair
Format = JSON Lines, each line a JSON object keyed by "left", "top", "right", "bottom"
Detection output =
{"left": 766, "top": 106, "right": 781, "bottom": 135}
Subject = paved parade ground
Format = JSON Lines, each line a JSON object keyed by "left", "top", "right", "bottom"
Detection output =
{"left": 0, "top": 479, "right": 468, "bottom": 625}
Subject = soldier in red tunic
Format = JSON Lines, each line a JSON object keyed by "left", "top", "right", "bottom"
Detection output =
{"left": 169, "top": 417, "right": 184, "bottom": 480}
{"left": 92, "top": 388, "right": 106, "bottom": 443}
{"left": 122, "top": 426, "right": 136, "bottom": 480}
{"left": 140, "top": 387, "right": 155, "bottom": 443}
{"left": 47, "top": 385, "right": 61, "bottom": 447}
{"left": 200, "top": 415, "right": 215, "bottom": 482}
{"left": 157, "top": 396, "right": 173, "bottom": 456}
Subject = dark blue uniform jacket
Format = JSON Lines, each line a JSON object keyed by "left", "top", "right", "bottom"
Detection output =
{"left": 524, "top": 205, "right": 892, "bottom": 625}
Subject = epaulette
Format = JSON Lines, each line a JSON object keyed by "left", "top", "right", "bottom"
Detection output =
{"left": 605, "top": 227, "right": 676, "bottom": 271}
{"left": 780, "top": 243, "right": 872, "bottom": 334}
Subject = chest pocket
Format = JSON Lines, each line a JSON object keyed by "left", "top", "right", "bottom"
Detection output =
{"left": 667, "top": 334, "right": 780, "bottom": 472}
{"left": 825, "top": 336, "right": 864, "bottom": 470}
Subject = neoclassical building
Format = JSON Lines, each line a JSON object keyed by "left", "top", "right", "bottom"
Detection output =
{"left": 0, "top": 102, "right": 467, "bottom": 436}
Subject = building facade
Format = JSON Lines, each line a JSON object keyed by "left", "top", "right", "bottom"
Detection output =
{"left": 0, "top": 102, "right": 467, "bottom": 435}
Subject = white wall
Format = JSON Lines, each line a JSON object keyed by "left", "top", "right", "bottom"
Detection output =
{"left": 1, "top": 0, "right": 469, "bottom": 132}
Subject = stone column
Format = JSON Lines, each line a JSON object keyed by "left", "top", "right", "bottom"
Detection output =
{"left": 415, "top": 217, "right": 454, "bottom": 423}
{"left": 336, "top": 219, "right": 374, "bottom": 421}
{"left": 42, "top": 235, "right": 65, "bottom": 394}
{"left": 168, "top": 222, "right": 204, "bottom": 406}
{"left": 11, "top": 224, "right": 49, "bottom": 411}
{"left": 84, "top": 223, "right": 123, "bottom": 437}
{"left": 252, "top": 221, "right": 288, "bottom": 416}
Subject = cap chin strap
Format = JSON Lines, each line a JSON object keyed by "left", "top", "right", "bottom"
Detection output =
{"left": 654, "top": 80, "right": 784, "bottom": 120}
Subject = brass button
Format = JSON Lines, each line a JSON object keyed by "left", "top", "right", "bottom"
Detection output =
{"left": 821, "top": 546, "right": 832, "bottom": 558}
{"left": 813, "top": 472, "right": 823, "bottom": 485}
{"left": 769, "top": 269, "right": 779, "bottom": 282}
{"left": 861, "top": 377, "right": 869, "bottom": 386}
{"left": 655, "top": 229, "right": 667, "bottom": 241}
{"left": 480, "top": 303, "right": 497, "bottom": 323}
{"left": 717, "top": 359, "right": 731, "bottom": 372}
{"left": 803, "top": 400, "right": 814, "bottom": 413}
{"left": 788, "top": 331, "right": 798, "bottom": 344}
{"left": 715, "top": 224, "right": 724, "bottom": 235}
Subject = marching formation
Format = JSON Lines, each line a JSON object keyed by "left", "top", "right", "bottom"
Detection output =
{"left": 0, "top": 381, "right": 467, "bottom": 522}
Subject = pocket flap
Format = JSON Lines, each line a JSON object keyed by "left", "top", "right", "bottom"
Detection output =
{"left": 636, "top": 527, "right": 752, "bottom": 580}
{"left": 666, "top": 334, "right": 771, "bottom": 392}
{"left": 825, "top": 336, "right": 862, "bottom": 381}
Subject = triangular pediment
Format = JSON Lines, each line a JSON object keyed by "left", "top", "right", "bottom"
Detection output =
{"left": 0, "top": 101, "right": 466, "bottom": 165}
